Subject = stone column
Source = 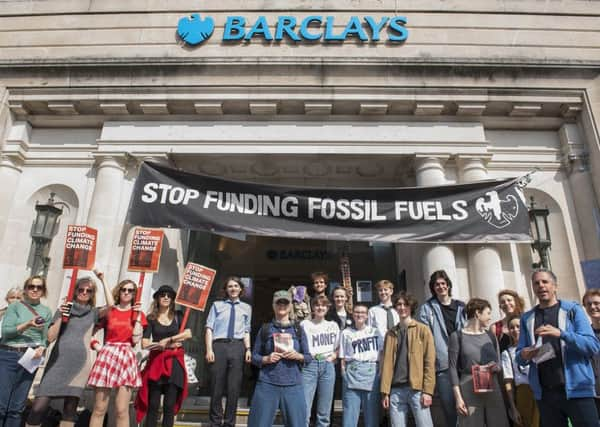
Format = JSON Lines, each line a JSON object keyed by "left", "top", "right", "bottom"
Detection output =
{"left": 415, "top": 156, "right": 462, "bottom": 299}
{"left": 458, "top": 156, "right": 506, "bottom": 308}
{"left": 117, "top": 155, "right": 184, "bottom": 309}
{"left": 87, "top": 154, "right": 128, "bottom": 280}
{"left": 0, "top": 155, "right": 23, "bottom": 244}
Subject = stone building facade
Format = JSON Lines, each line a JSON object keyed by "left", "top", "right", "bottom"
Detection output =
{"left": 1, "top": 2, "right": 599, "bottom": 375}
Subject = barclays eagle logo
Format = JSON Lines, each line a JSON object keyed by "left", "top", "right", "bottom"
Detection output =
{"left": 177, "top": 13, "right": 215, "bottom": 46}
{"left": 475, "top": 191, "right": 519, "bottom": 229}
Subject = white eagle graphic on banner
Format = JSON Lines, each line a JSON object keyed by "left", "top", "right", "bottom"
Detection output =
{"left": 475, "top": 191, "right": 519, "bottom": 229}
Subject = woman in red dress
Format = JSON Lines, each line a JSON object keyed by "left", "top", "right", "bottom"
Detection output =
{"left": 87, "top": 279, "right": 147, "bottom": 427}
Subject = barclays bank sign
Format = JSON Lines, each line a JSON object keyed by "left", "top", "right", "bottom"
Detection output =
{"left": 177, "top": 13, "right": 408, "bottom": 46}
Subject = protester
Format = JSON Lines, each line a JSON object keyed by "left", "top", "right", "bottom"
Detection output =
{"left": 516, "top": 268, "right": 600, "bottom": 427}
{"left": 26, "top": 274, "right": 114, "bottom": 427}
{"left": 449, "top": 298, "right": 508, "bottom": 427}
{"left": 381, "top": 292, "right": 435, "bottom": 427}
{"left": 325, "top": 285, "right": 353, "bottom": 422}
{"left": 204, "top": 276, "right": 252, "bottom": 427}
{"left": 248, "top": 290, "right": 311, "bottom": 427}
{"left": 301, "top": 294, "right": 340, "bottom": 427}
{"left": 0, "top": 287, "right": 22, "bottom": 340}
{"left": 416, "top": 270, "right": 466, "bottom": 427}
{"left": 493, "top": 289, "right": 526, "bottom": 352}
{"left": 500, "top": 314, "right": 539, "bottom": 427}
{"left": 326, "top": 286, "right": 352, "bottom": 330}
{"left": 135, "top": 285, "right": 192, "bottom": 427}
{"left": 340, "top": 303, "right": 382, "bottom": 427}
{"left": 311, "top": 272, "right": 329, "bottom": 299}
{"left": 0, "top": 287, "right": 22, "bottom": 320}
{"left": 582, "top": 288, "right": 600, "bottom": 417}
{"left": 87, "top": 279, "right": 147, "bottom": 427}
{"left": 368, "top": 279, "right": 399, "bottom": 338}
{"left": 0, "top": 276, "right": 52, "bottom": 427}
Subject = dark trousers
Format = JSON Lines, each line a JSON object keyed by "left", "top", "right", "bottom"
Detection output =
{"left": 146, "top": 382, "right": 179, "bottom": 427}
{"left": 209, "top": 340, "right": 245, "bottom": 427}
{"left": 537, "top": 388, "right": 599, "bottom": 427}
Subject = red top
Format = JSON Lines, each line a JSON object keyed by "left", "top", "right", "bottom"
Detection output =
{"left": 101, "top": 307, "right": 148, "bottom": 344}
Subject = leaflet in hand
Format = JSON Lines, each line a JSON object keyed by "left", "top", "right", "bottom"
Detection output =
{"left": 273, "top": 333, "right": 294, "bottom": 353}
{"left": 18, "top": 347, "right": 44, "bottom": 373}
{"left": 532, "top": 336, "right": 556, "bottom": 364}
{"left": 472, "top": 364, "right": 494, "bottom": 393}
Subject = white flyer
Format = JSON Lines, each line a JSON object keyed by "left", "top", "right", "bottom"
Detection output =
{"left": 17, "top": 347, "right": 44, "bottom": 373}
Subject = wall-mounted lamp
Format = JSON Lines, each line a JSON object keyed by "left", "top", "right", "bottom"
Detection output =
{"left": 30, "top": 193, "right": 64, "bottom": 276}
{"left": 528, "top": 196, "right": 551, "bottom": 269}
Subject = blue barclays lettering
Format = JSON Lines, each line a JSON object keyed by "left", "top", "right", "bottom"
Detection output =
{"left": 312, "top": 332, "right": 338, "bottom": 347}
{"left": 351, "top": 335, "right": 379, "bottom": 353}
{"left": 181, "top": 13, "right": 409, "bottom": 46}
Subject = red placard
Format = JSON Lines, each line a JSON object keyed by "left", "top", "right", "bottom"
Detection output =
{"left": 62, "top": 225, "right": 97, "bottom": 270}
{"left": 175, "top": 263, "right": 216, "bottom": 312}
{"left": 128, "top": 228, "right": 164, "bottom": 273}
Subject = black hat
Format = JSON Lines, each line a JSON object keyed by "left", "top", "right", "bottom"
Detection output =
{"left": 152, "top": 285, "right": 176, "bottom": 300}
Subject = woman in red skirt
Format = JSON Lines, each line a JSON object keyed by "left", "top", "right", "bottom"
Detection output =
{"left": 87, "top": 279, "right": 147, "bottom": 427}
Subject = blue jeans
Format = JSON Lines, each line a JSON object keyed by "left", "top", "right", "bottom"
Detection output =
{"left": 248, "top": 381, "right": 306, "bottom": 427}
{"left": 342, "top": 374, "right": 380, "bottom": 427}
{"left": 435, "top": 369, "right": 457, "bottom": 427}
{"left": 0, "top": 349, "right": 36, "bottom": 427}
{"left": 389, "top": 386, "right": 434, "bottom": 427}
{"left": 302, "top": 359, "right": 335, "bottom": 427}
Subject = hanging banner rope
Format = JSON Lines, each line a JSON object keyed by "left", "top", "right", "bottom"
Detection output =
{"left": 127, "top": 162, "right": 532, "bottom": 243}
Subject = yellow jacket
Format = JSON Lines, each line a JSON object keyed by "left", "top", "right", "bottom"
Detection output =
{"left": 380, "top": 319, "right": 436, "bottom": 396}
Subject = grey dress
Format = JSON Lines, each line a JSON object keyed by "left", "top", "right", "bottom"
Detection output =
{"left": 36, "top": 303, "right": 98, "bottom": 398}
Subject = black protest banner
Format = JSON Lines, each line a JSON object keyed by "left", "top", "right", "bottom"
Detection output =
{"left": 127, "top": 162, "right": 531, "bottom": 243}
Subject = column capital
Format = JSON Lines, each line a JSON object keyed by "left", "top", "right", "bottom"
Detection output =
{"left": 414, "top": 155, "right": 450, "bottom": 187}
{"left": 131, "top": 153, "right": 172, "bottom": 168}
{"left": 456, "top": 154, "right": 493, "bottom": 182}
{"left": 0, "top": 153, "right": 24, "bottom": 172}
{"left": 414, "top": 154, "right": 450, "bottom": 165}
{"left": 92, "top": 153, "right": 129, "bottom": 172}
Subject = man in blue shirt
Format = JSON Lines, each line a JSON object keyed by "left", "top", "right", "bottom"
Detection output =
{"left": 516, "top": 268, "right": 600, "bottom": 427}
{"left": 205, "top": 276, "right": 252, "bottom": 427}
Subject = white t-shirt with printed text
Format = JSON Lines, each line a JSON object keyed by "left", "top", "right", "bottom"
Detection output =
{"left": 301, "top": 319, "right": 340, "bottom": 357}
{"left": 339, "top": 325, "right": 381, "bottom": 362}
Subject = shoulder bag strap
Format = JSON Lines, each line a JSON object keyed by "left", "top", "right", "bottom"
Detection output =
{"left": 20, "top": 301, "right": 40, "bottom": 317}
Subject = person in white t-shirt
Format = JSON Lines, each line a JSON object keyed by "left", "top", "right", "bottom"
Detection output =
{"left": 301, "top": 295, "right": 340, "bottom": 427}
{"left": 501, "top": 314, "right": 539, "bottom": 427}
{"left": 340, "top": 304, "right": 382, "bottom": 427}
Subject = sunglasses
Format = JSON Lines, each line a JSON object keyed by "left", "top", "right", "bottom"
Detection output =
{"left": 158, "top": 292, "right": 172, "bottom": 299}
{"left": 120, "top": 287, "right": 135, "bottom": 294}
{"left": 26, "top": 285, "right": 44, "bottom": 291}
{"left": 275, "top": 299, "right": 290, "bottom": 305}
{"left": 77, "top": 288, "right": 94, "bottom": 295}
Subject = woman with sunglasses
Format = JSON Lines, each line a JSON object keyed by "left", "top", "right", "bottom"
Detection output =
{"left": 135, "top": 285, "right": 192, "bottom": 427}
{"left": 25, "top": 274, "right": 114, "bottom": 427}
{"left": 87, "top": 279, "right": 147, "bottom": 427}
{"left": 0, "top": 276, "right": 52, "bottom": 427}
